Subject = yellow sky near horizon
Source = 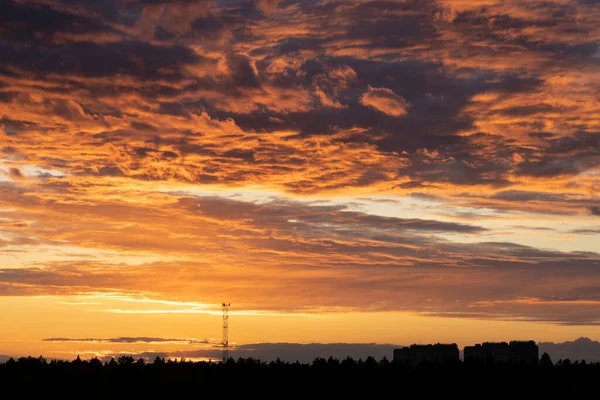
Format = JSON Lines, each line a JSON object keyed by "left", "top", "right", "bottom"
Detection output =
{"left": 1, "top": 294, "right": 599, "bottom": 359}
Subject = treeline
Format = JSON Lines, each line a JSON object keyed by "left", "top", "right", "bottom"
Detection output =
{"left": 1, "top": 355, "right": 599, "bottom": 398}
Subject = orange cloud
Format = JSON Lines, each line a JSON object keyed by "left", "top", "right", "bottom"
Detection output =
{"left": 359, "top": 86, "right": 410, "bottom": 116}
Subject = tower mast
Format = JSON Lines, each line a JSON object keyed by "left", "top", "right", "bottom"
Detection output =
{"left": 222, "top": 302, "right": 230, "bottom": 362}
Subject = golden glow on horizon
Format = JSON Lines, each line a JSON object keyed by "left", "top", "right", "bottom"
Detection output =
{"left": 1, "top": 295, "right": 600, "bottom": 360}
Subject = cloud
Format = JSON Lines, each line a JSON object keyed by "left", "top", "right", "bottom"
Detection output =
{"left": 2, "top": 0, "right": 598, "bottom": 192}
{"left": 569, "top": 229, "right": 600, "bottom": 235}
{"left": 34, "top": 342, "right": 401, "bottom": 363}
{"left": 42, "top": 337, "right": 210, "bottom": 344}
{"left": 0, "top": 182, "right": 599, "bottom": 326}
{"left": 7, "top": 168, "right": 24, "bottom": 180}
{"left": 590, "top": 206, "right": 600, "bottom": 217}
{"left": 359, "top": 86, "right": 410, "bottom": 117}
{"left": 0, "top": 118, "right": 37, "bottom": 136}
{"left": 170, "top": 343, "right": 400, "bottom": 363}
{"left": 1, "top": 240, "right": 599, "bottom": 325}
{"left": 539, "top": 337, "right": 600, "bottom": 362}
{"left": 256, "top": 0, "right": 282, "bottom": 14}
{"left": 41, "top": 338, "right": 600, "bottom": 363}
{"left": 219, "top": 53, "right": 261, "bottom": 88}
{"left": 3, "top": 338, "right": 600, "bottom": 364}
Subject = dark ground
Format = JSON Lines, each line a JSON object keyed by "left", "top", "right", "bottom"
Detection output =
{"left": 1, "top": 356, "right": 598, "bottom": 398}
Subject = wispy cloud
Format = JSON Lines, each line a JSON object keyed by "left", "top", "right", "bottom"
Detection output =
{"left": 42, "top": 337, "right": 211, "bottom": 344}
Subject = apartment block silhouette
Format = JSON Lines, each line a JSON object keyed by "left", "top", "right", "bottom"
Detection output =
{"left": 393, "top": 343, "right": 459, "bottom": 366}
{"left": 464, "top": 341, "right": 538, "bottom": 364}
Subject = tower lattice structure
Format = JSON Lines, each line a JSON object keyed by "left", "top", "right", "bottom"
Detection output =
{"left": 222, "top": 302, "right": 230, "bottom": 362}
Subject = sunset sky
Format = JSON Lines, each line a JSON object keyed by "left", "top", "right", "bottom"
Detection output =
{"left": 1, "top": 0, "right": 599, "bottom": 361}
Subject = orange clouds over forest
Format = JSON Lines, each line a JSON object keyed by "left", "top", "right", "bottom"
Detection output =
{"left": 1, "top": 0, "right": 600, "bottom": 353}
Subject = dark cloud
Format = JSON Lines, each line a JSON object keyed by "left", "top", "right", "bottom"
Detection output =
{"left": 0, "top": 41, "right": 200, "bottom": 80}
{"left": 452, "top": 190, "right": 599, "bottom": 216}
{"left": 344, "top": 0, "right": 441, "bottom": 47}
{"left": 516, "top": 155, "right": 600, "bottom": 178}
{"left": 0, "top": 118, "right": 37, "bottom": 136}
{"left": 97, "top": 166, "right": 124, "bottom": 176}
{"left": 189, "top": 13, "right": 226, "bottom": 38}
{"left": 492, "top": 191, "right": 570, "bottom": 203}
{"left": 408, "top": 193, "right": 445, "bottom": 202}
{"left": 41, "top": 338, "right": 600, "bottom": 363}
{"left": 514, "top": 132, "right": 600, "bottom": 178}
{"left": 176, "top": 196, "right": 487, "bottom": 233}
{"left": 0, "top": 1, "right": 202, "bottom": 81}
{"left": 398, "top": 181, "right": 426, "bottom": 189}
{"left": 223, "top": 53, "right": 261, "bottom": 88}
{"left": 590, "top": 206, "right": 600, "bottom": 217}
{"left": 171, "top": 343, "right": 400, "bottom": 363}
{"left": 539, "top": 337, "right": 600, "bottom": 362}
{"left": 499, "top": 104, "right": 562, "bottom": 118}
{"left": 43, "top": 337, "right": 210, "bottom": 344}
{"left": 569, "top": 229, "right": 600, "bottom": 235}
{"left": 222, "top": 57, "right": 537, "bottom": 154}
{"left": 0, "top": 0, "right": 118, "bottom": 44}
{"left": 449, "top": 3, "right": 599, "bottom": 65}
{"left": 511, "top": 226, "right": 556, "bottom": 232}
{"left": 8, "top": 168, "right": 23, "bottom": 179}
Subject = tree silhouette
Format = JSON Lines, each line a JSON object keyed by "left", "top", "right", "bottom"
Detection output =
{"left": 1, "top": 353, "right": 599, "bottom": 397}
{"left": 90, "top": 357, "right": 102, "bottom": 367}
{"left": 153, "top": 356, "right": 164, "bottom": 365}
{"left": 540, "top": 352, "right": 553, "bottom": 367}
{"left": 117, "top": 356, "right": 134, "bottom": 366}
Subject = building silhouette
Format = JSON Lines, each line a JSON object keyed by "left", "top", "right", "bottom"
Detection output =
{"left": 464, "top": 340, "right": 538, "bottom": 364}
{"left": 393, "top": 343, "right": 459, "bottom": 366}
{"left": 508, "top": 340, "right": 539, "bottom": 364}
{"left": 464, "top": 342, "right": 510, "bottom": 363}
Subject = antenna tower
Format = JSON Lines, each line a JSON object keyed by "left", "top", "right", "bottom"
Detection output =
{"left": 222, "top": 302, "right": 230, "bottom": 362}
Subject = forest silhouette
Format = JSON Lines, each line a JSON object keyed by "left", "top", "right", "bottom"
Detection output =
{"left": 1, "top": 354, "right": 599, "bottom": 398}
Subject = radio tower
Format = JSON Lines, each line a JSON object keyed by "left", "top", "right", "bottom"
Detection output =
{"left": 222, "top": 302, "right": 230, "bottom": 363}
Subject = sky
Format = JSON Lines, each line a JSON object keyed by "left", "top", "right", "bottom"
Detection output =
{"left": 0, "top": 0, "right": 599, "bottom": 361}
